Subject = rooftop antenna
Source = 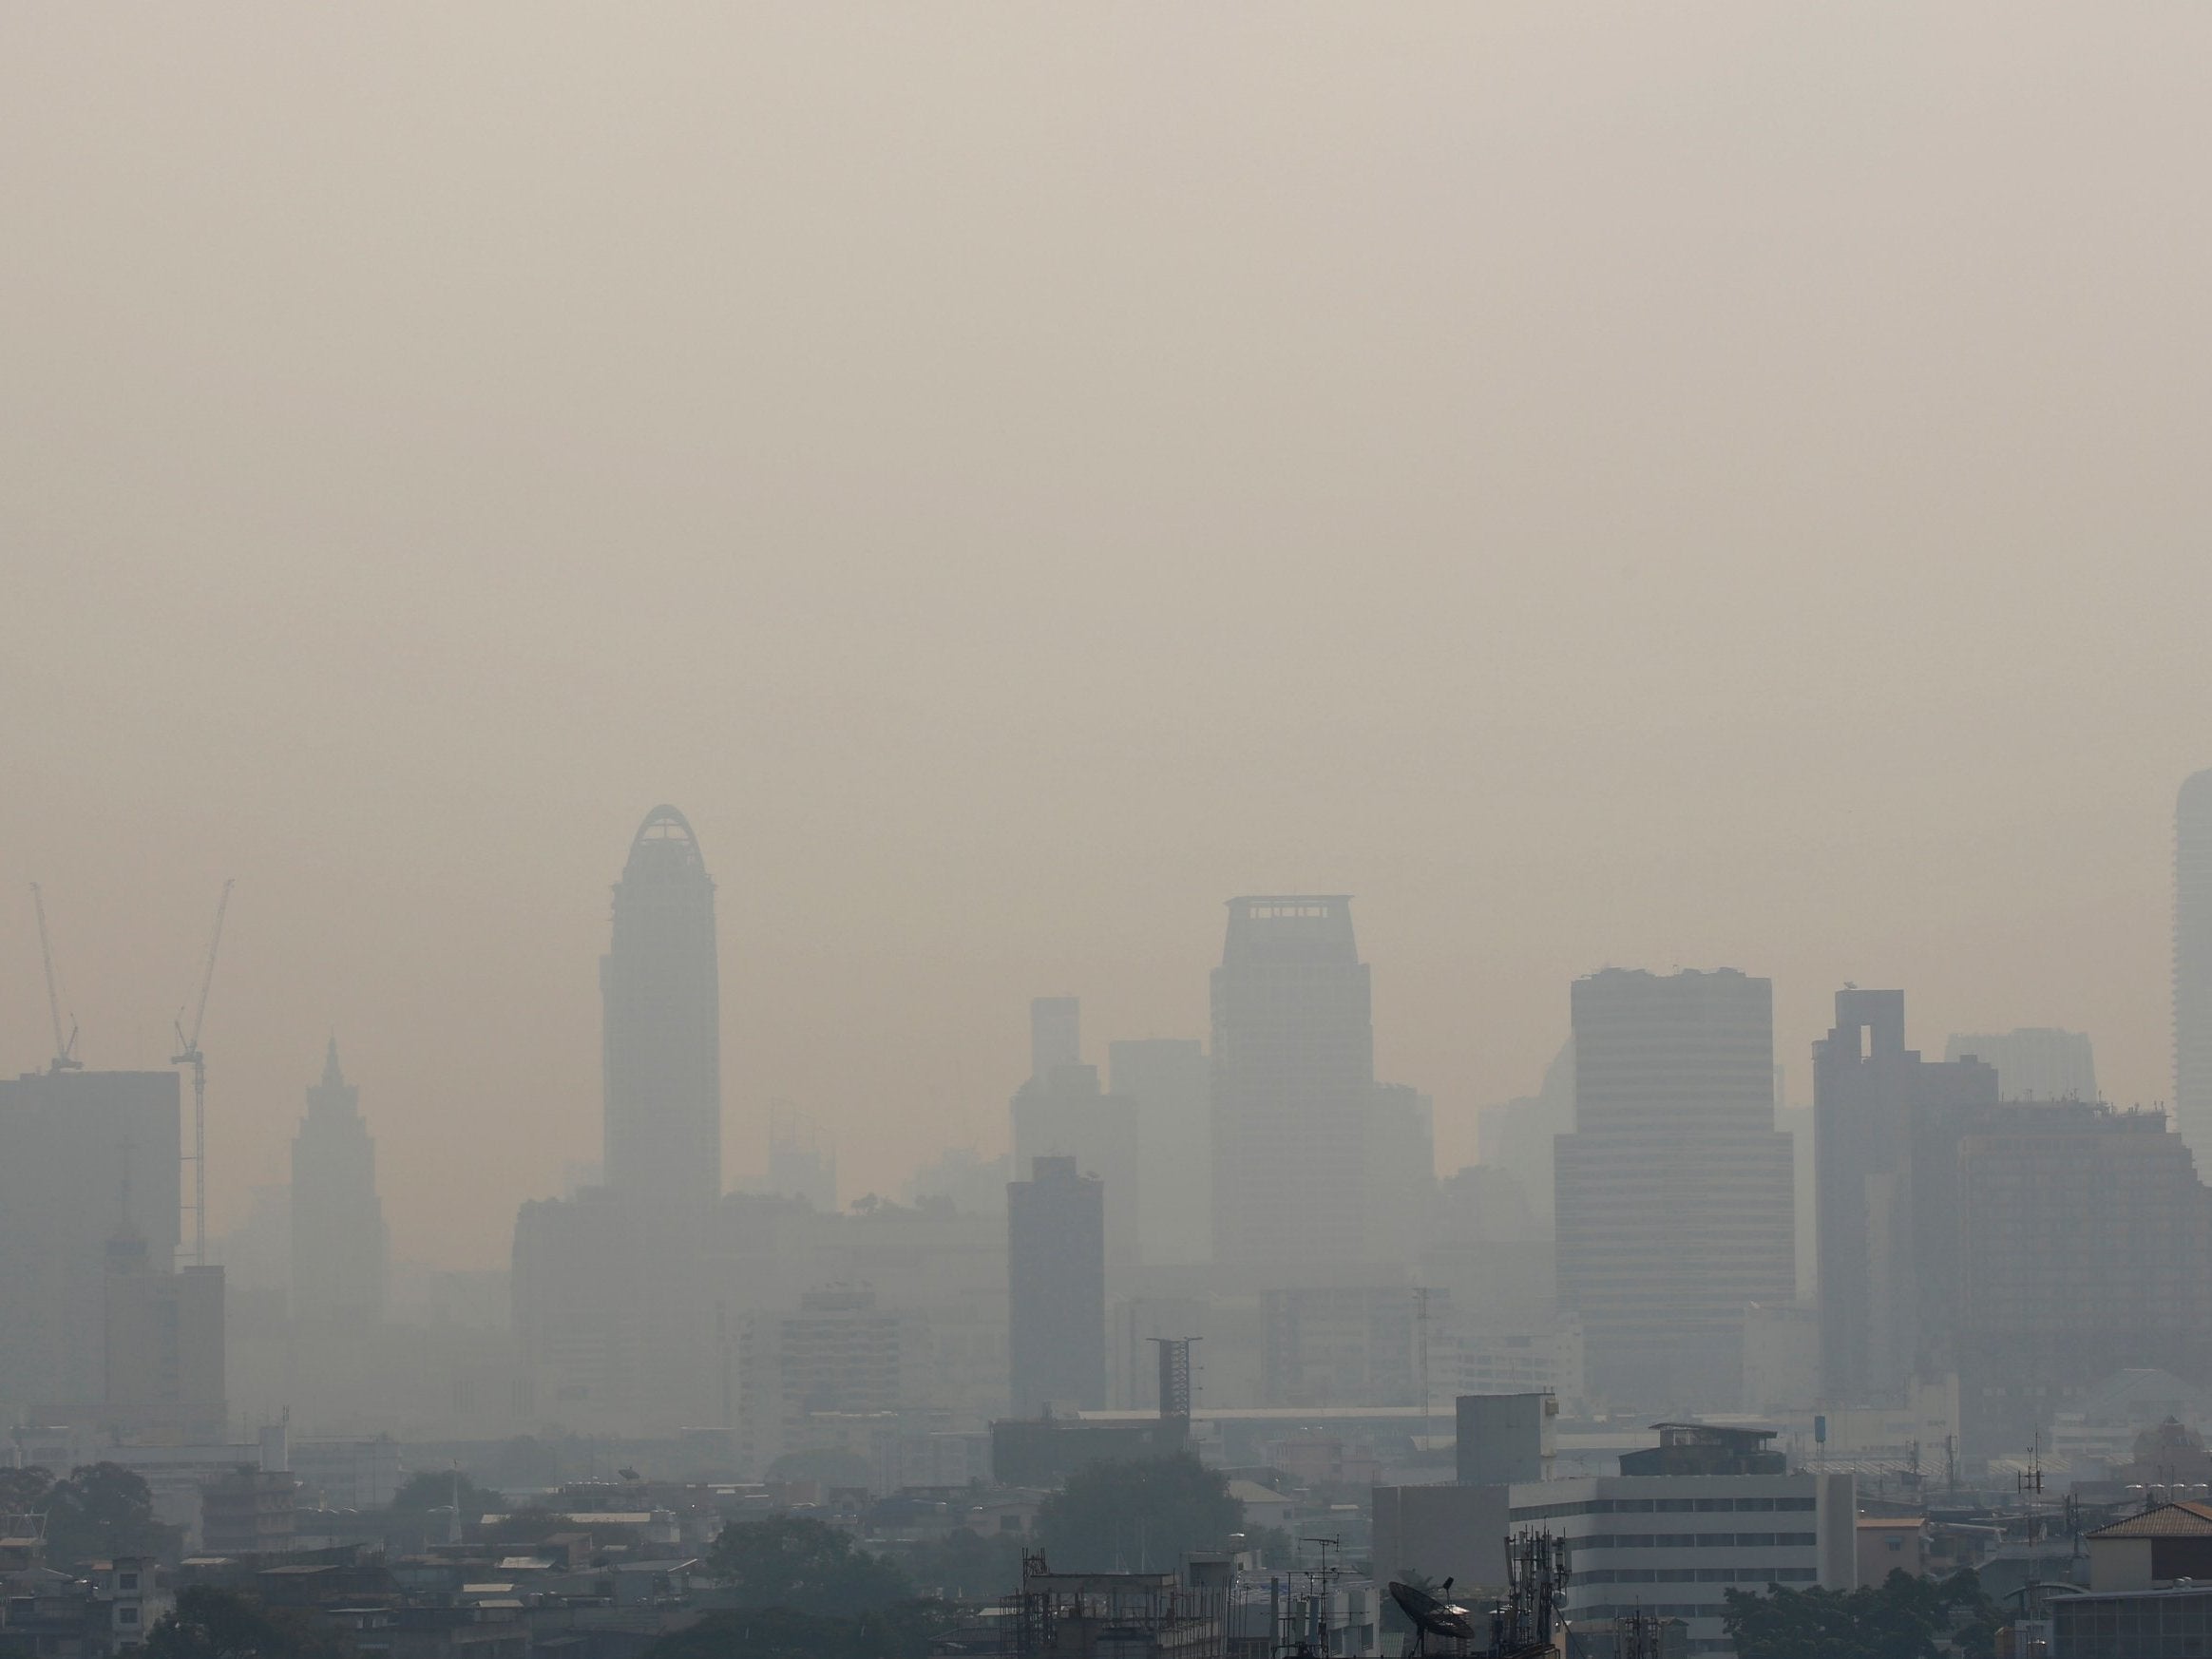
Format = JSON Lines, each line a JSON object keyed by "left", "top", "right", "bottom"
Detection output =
{"left": 172, "top": 880, "right": 233, "bottom": 1268}
{"left": 29, "top": 884, "right": 81, "bottom": 1073}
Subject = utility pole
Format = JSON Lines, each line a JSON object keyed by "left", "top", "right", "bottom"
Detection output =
{"left": 172, "top": 881, "right": 234, "bottom": 1268}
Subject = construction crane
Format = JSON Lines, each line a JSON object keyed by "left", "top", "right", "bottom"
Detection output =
{"left": 172, "top": 880, "right": 234, "bottom": 1268}
{"left": 29, "top": 884, "right": 81, "bottom": 1074}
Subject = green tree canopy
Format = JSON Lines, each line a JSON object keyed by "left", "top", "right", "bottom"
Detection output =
{"left": 642, "top": 1601, "right": 962, "bottom": 1659}
{"left": 144, "top": 1586, "right": 350, "bottom": 1659}
{"left": 1034, "top": 1453, "right": 1243, "bottom": 1573}
{"left": 1726, "top": 1569, "right": 1999, "bottom": 1659}
{"left": 892, "top": 1526, "right": 1027, "bottom": 1600}
{"left": 705, "top": 1515, "right": 915, "bottom": 1617}
{"left": 42, "top": 1464, "right": 178, "bottom": 1570}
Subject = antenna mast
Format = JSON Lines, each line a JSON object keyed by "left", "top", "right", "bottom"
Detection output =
{"left": 172, "top": 880, "right": 234, "bottom": 1268}
{"left": 29, "top": 885, "right": 81, "bottom": 1074}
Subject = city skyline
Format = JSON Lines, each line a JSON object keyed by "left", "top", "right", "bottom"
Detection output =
{"left": 8, "top": 7, "right": 2212, "bottom": 1270}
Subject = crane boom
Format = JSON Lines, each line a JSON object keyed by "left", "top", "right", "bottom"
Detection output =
{"left": 181, "top": 879, "right": 234, "bottom": 1052}
{"left": 29, "top": 884, "right": 80, "bottom": 1073}
{"left": 173, "top": 879, "right": 234, "bottom": 1268}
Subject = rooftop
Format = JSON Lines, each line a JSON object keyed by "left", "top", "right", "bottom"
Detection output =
{"left": 2088, "top": 1502, "right": 2212, "bottom": 1539}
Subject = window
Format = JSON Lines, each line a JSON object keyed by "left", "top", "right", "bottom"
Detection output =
{"left": 119, "top": 1608, "right": 139, "bottom": 1626}
{"left": 118, "top": 1573, "right": 138, "bottom": 1591}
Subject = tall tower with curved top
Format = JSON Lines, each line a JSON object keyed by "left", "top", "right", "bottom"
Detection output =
{"left": 602, "top": 806, "right": 723, "bottom": 1210}
{"left": 2177, "top": 772, "right": 2212, "bottom": 1163}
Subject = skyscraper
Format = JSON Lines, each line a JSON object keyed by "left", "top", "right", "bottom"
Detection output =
{"left": 290, "top": 1040, "right": 388, "bottom": 1324}
{"left": 1108, "top": 1037, "right": 1211, "bottom": 1266}
{"left": 2178, "top": 770, "right": 2212, "bottom": 1163}
{"left": 1011, "top": 999, "right": 1138, "bottom": 1281}
{"left": 1813, "top": 991, "right": 1997, "bottom": 1405}
{"left": 1210, "top": 895, "right": 1374, "bottom": 1270}
{"left": 602, "top": 805, "right": 723, "bottom": 1210}
{"left": 1008, "top": 1155, "right": 1105, "bottom": 1416}
{"left": 1554, "top": 968, "right": 1794, "bottom": 1409}
{"left": 0, "top": 1070, "right": 180, "bottom": 1412}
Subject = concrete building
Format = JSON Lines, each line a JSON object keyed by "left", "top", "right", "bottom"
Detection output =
{"left": 746, "top": 1286, "right": 912, "bottom": 1463}
{"left": 1947, "top": 1101, "right": 2212, "bottom": 1453}
{"left": 0, "top": 1070, "right": 181, "bottom": 1414}
{"left": 200, "top": 1466, "right": 298, "bottom": 1556}
{"left": 1554, "top": 969, "right": 1794, "bottom": 1409}
{"left": 103, "top": 1229, "right": 224, "bottom": 1441}
{"left": 1012, "top": 1000, "right": 1139, "bottom": 1282}
{"left": 1812, "top": 989, "right": 1998, "bottom": 1404}
{"left": 1943, "top": 1028, "right": 2098, "bottom": 1103}
{"left": 2178, "top": 770, "right": 2212, "bottom": 1165}
{"left": 291, "top": 1039, "right": 387, "bottom": 1324}
{"left": 1361, "top": 1083, "right": 1435, "bottom": 1270}
{"left": 601, "top": 804, "right": 722, "bottom": 1211}
{"left": 1009, "top": 1155, "right": 1105, "bottom": 1415}
{"left": 1477, "top": 1039, "right": 1574, "bottom": 1226}
{"left": 1108, "top": 1037, "right": 1212, "bottom": 1267}
{"left": 1211, "top": 896, "right": 1374, "bottom": 1272}
{"left": 1457, "top": 1391, "right": 1554, "bottom": 1484}
{"left": 1516, "top": 1430, "right": 1856, "bottom": 1659}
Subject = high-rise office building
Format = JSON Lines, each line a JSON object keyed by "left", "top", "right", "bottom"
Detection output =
{"left": 2180, "top": 771, "right": 2212, "bottom": 1165}
{"left": 1948, "top": 1101, "right": 2212, "bottom": 1452}
{"left": 1211, "top": 896, "right": 1374, "bottom": 1270}
{"left": 1554, "top": 968, "right": 1794, "bottom": 1409}
{"left": 104, "top": 1229, "right": 224, "bottom": 1441}
{"left": 1107, "top": 1038, "right": 1211, "bottom": 1266}
{"left": 290, "top": 1040, "right": 388, "bottom": 1324}
{"left": 1943, "top": 1028, "right": 2097, "bottom": 1103}
{"left": 1813, "top": 991, "right": 1998, "bottom": 1405}
{"left": 1008, "top": 1155, "right": 1104, "bottom": 1416}
{"left": 0, "top": 1070, "right": 181, "bottom": 1412}
{"left": 1011, "top": 999, "right": 1139, "bottom": 1280}
{"left": 602, "top": 804, "right": 723, "bottom": 1210}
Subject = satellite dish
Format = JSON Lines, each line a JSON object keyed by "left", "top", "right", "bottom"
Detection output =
{"left": 1390, "top": 1581, "right": 1479, "bottom": 1644}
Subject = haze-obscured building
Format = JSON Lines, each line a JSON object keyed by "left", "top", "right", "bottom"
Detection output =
{"left": 1813, "top": 989, "right": 1997, "bottom": 1405}
{"left": 1011, "top": 999, "right": 1138, "bottom": 1282}
{"left": 290, "top": 1040, "right": 387, "bottom": 1325}
{"left": 0, "top": 1070, "right": 181, "bottom": 1414}
{"left": 1942, "top": 1027, "right": 2097, "bottom": 1104}
{"left": 1008, "top": 1155, "right": 1104, "bottom": 1415}
{"left": 1211, "top": 896, "right": 1374, "bottom": 1272}
{"left": 601, "top": 804, "right": 722, "bottom": 1211}
{"left": 2177, "top": 770, "right": 2212, "bottom": 1165}
{"left": 1107, "top": 1037, "right": 1211, "bottom": 1267}
{"left": 1554, "top": 968, "right": 1794, "bottom": 1410}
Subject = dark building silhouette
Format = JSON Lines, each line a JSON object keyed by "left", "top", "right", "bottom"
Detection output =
{"left": 1813, "top": 990, "right": 1997, "bottom": 1404}
{"left": 602, "top": 805, "right": 722, "bottom": 1210}
{"left": 1554, "top": 968, "right": 1793, "bottom": 1409}
{"left": 2178, "top": 771, "right": 2212, "bottom": 1164}
{"left": 1008, "top": 1155, "right": 1104, "bottom": 1415}
{"left": 1210, "top": 896, "right": 1374, "bottom": 1270}
{"left": 290, "top": 1039, "right": 387, "bottom": 1324}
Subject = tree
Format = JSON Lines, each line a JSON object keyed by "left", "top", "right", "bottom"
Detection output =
{"left": 390, "top": 1470, "right": 503, "bottom": 1516}
{"left": 705, "top": 1516, "right": 915, "bottom": 1617}
{"left": 144, "top": 1586, "right": 349, "bottom": 1659}
{"left": 0, "top": 1467, "right": 52, "bottom": 1517}
{"left": 1726, "top": 1568, "right": 1999, "bottom": 1659}
{"left": 43, "top": 1464, "right": 178, "bottom": 1570}
{"left": 1034, "top": 1453, "right": 1243, "bottom": 1573}
{"left": 643, "top": 1601, "right": 962, "bottom": 1659}
{"left": 893, "top": 1526, "right": 1027, "bottom": 1600}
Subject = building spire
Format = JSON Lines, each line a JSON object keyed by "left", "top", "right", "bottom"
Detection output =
{"left": 322, "top": 1036, "right": 343, "bottom": 1088}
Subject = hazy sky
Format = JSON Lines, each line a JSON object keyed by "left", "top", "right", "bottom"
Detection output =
{"left": 6, "top": 7, "right": 2211, "bottom": 1268}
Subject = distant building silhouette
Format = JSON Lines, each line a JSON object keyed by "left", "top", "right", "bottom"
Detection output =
{"left": 0, "top": 1070, "right": 180, "bottom": 1414}
{"left": 2179, "top": 771, "right": 2212, "bottom": 1163}
{"left": 290, "top": 1039, "right": 387, "bottom": 1324}
{"left": 1943, "top": 1028, "right": 2097, "bottom": 1103}
{"left": 104, "top": 1224, "right": 223, "bottom": 1441}
{"left": 1477, "top": 1040, "right": 1573, "bottom": 1226}
{"left": 1010, "top": 999, "right": 1138, "bottom": 1282}
{"left": 1210, "top": 896, "right": 1374, "bottom": 1270}
{"left": 1813, "top": 990, "right": 1997, "bottom": 1404}
{"left": 1007, "top": 1154, "right": 1104, "bottom": 1416}
{"left": 602, "top": 805, "right": 722, "bottom": 1210}
{"left": 1107, "top": 1038, "right": 1211, "bottom": 1266}
{"left": 1554, "top": 968, "right": 1794, "bottom": 1409}
{"left": 1948, "top": 1101, "right": 2212, "bottom": 1453}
